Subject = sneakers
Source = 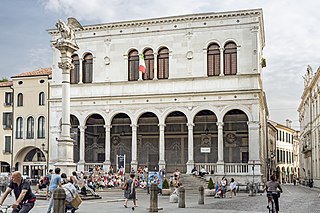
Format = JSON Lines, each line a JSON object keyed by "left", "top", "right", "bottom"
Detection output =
{"left": 124, "top": 204, "right": 127, "bottom": 208}
{"left": 132, "top": 207, "right": 135, "bottom": 211}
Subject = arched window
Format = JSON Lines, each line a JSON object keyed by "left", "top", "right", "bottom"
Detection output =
{"left": 38, "top": 116, "right": 45, "bottom": 138}
{"left": 143, "top": 48, "right": 154, "bottom": 80}
{"left": 39, "top": 92, "right": 45, "bottom": 106}
{"left": 82, "top": 53, "right": 93, "bottom": 83}
{"left": 26, "top": 116, "right": 34, "bottom": 139}
{"left": 71, "top": 54, "right": 80, "bottom": 84}
{"left": 157, "top": 47, "right": 169, "bottom": 79}
{"left": 17, "top": 93, "right": 23, "bottom": 106}
{"left": 224, "top": 42, "right": 237, "bottom": 75}
{"left": 207, "top": 43, "right": 220, "bottom": 76}
{"left": 128, "top": 49, "right": 139, "bottom": 81}
{"left": 16, "top": 117, "right": 23, "bottom": 139}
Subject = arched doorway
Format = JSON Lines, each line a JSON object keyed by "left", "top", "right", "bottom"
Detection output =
{"left": 23, "top": 148, "right": 46, "bottom": 179}
{"left": 223, "top": 109, "right": 248, "bottom": 163}
{"left": 193, "top": 110, "right": 218, "bottom": 172}
{"left": 137, "top": 112, "right": 159, "bottom": 171}
{"left": 164, "top": 111, "right": 188, "bottom": 173}
{"left": 70, "top": 115, "right": 80, "bottom": 163}
{"left": 110, "top": 113, "right": 132, "bottom": 173}
{"left": 85, "top": 114, "right": 105, "bottom": 163}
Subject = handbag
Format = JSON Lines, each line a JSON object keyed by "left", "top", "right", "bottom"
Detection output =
{"left": 66, "top": 187, "right": 82, "bottom": 208}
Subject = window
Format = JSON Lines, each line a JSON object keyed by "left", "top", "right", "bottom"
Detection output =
{"left": 143, "top": 48, "right": 154, "bottom": 80}
{"left": 157, "top": 47, "right": 169, "bottom": 79}
{"left": 16, "top": 117, "right": 23, "bottom": 139}
{"left": 71, "top": 54, "right": 80, "bottom": 84}
{"left": 17, "top": 93, "right": 23, "bottom": 106}
{"left": 4, "top": 136, "right": 11, "bottom": 153}
{"left": 82, "top": 53, "right": 93, "bottom": 83}
{"left": 128, "top": 49, "right": 139, "bottom": 81}
{"left": 37, "top": 116, "right": 45, "bottom": 138}
{"left": 4, "top": 92, "right": 13, "bottom": 106}
{"left": 207, "top": 43, "right": 220, "bottom": 76}
{"left": 2, "top": 112, "right": 12, "bottom": 129}
{"left": 39, "top": 92, "right": 45, "bottom": 106}
{"left": 26, "top": 116, "right": 34, "bottom": 139}
{"left": 223, "top": 42, "right": 237, "bottom": 75}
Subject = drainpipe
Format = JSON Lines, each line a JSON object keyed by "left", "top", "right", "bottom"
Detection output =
{"left": 10, "top": 85, "right": 14, "bottom": 172}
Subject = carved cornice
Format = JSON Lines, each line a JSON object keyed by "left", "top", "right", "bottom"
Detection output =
{"left": 48, "top": 9, "right": 262, "bottom": 35}
{"left": 58, "top": 61, "right": 74, "bottom": 70}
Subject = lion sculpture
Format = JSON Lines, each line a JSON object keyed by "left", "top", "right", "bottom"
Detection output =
{"left": 56, "top": 17, "right": 83, "bottom": 43}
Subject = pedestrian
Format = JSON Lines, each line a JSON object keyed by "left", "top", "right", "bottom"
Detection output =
{"left": 123, "top": 173, "right": 137, "bottom": 211}
{"left": 62, "top": 174, "right": 79, "bottom": 213}
{"left": 229, "top": 178, "right": 237, "bottom": 198}
{"left": 0, "top": 171, "right": 36, "bottom": 213}
{"left": 47, "top": 168, "right": 62, "bottom": 213}
{"left": 266, "top": 174, "right": 283, "bottom": 213}
{"left": 220, "top": 177, "right": 227, "bottom": 198}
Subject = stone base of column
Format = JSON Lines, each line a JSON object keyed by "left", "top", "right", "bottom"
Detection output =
{"left": 103, "top": 160, "right": 111, "bottom": 171}
{"left": 215, "top": 161, "right": 225, "bottom": 175}
{"left": 131, "top": 160, "right": 138, "bottom": 172}
{"left": 54, "top": 162, "right": 77, "bottom": 176}
{"left": 55, "top": 137, "right": 77, "bottom": 175}
{"left": 77, "top": 161, "right": 85, "bottom": 172}
{"left": 158, "top": 160, "right": 166, "bottom": 170}
{"left": 186, "top": 160, "right": 194, "bottom": 174}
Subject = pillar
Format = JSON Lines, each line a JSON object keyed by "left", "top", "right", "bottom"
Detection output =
{"left": 131, "top": 124, "right": 138, "bottom": 171}
{"left": 248, "top": 121, "right": 261, "bottom": 176}
{"left": 219, "top": 48, "right": 224, "bottom": 76}
{"left": 158, "top": 124, "right": 166, "bottom": 170}
{"left": 216, "top": 122, "right": 224, "bottom": 175}
{"left": 153, "top": 53, "right": 158, "bottom": 80}
{"left": 186, "top": 123, "right": 194, "bottom": 174}
{"left": 77, "top": 125, "right": 86, "bottom": 171}
{"left": 103, "top": 124, "right": 111, "bottom": 171}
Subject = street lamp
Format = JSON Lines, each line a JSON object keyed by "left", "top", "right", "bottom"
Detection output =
{"left": 41, "top": 143, "right": 49, "bottom": 175}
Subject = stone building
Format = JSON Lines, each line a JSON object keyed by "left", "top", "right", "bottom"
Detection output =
{"left": 267, "top": 121, "right": 277, "bottom": 180}
{"left": 48, "top": 9, "right": 268, "bottom": 182}
{"left": 298, "top": 65, "right": 320, "bottom": 188}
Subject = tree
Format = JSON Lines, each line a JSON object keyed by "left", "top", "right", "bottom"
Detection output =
{"left": 162, "top": 178, "right": 169, "bottom": 189}
{"left": 208, "top": 177, "right": 214, "bottom": 190}
{"left": 0, "top": 77, "right": 8, "bottom": 82}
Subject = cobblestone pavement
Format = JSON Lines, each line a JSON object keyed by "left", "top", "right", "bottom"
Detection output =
{"left": 0, "top": 185, "right": 319, "bottom": 212}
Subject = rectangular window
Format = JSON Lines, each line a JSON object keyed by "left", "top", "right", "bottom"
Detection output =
{"left": 2, "top": 112, "right": 12, "bottom": 129}
{"left": 4, "top": 136, "right": 11, "bottom": 153}
{"left": 4, "top": 92, "right": 13, "bottom": 106}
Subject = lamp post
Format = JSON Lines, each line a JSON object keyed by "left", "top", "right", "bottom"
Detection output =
{"left": 270, "top": 152, "right": 275, "bottom": 177}
{"left": 41, "top": 143, "right": 49, "bottom": 175}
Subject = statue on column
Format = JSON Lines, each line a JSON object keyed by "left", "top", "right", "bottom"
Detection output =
{"left": 55, "top": 17, "right": 83, "bottom": 44}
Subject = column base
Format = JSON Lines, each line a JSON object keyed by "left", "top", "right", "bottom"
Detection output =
{"left": 54, "top": 162, "right": 77, "bottom": 176}
{"left": 130, "top": 160, "right": 138, "bottom": 172}
{"left": 77, "top": 161, "right": 85, "bottom": 172}
{"left": 103, "top": 160, "right": 111, "bottom": 172}
{"left": 215, "top": 161, "right": 225, "bottom": 175}
{"left": 186, "top": 160, "right": 195, "bottom": 174}
{"left": 158, "top": 160, "right": 166, "bottom": 170}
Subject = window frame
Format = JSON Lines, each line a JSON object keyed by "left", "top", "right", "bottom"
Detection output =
{"left": 17, "top": 93, "right": 23, "bottom": 107}
{"left": 4, "top": 136, "right": 11, "bottom": 153}
{"left": 71, "top": 54, "right": 80, "bottom": 84}
{"left": 16, "top": 117, "right": 23, "bottom": 139}
{"left": 2, "top": 112, "right": 12, "bottom": 129}
{"left": 207, "top": 43, "right": 220, "bottom": 76}
{"left": 37, "top": 116, "right": 45, "bottom": 139}
{"left": 143, "top": 48, "right": 154, "bottom": 80}
{"left": 39, "top": 92, "right": 45, "bottom": 106}
{"left": 82, "top": 53, "right": 93, "bottom": 83}
{"left": 128, "top": 49, "right": 139, "bottom": 81}
{"left": 157, "top": 47, "right": 169, "bottom": 79}
{"left": 26, "top": 116, "right": 34, "bottom": 139}
{"left": 223, "top": 42, "right": 237, "bottom": 75}
{"left": 4, "top": 92, "right": 13, "bottom": 106}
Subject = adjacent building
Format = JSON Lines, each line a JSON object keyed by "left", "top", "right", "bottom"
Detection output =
{"left": 298, "top": 65, "right": 320, "bottom": 188}
{"left": 48, "top": 9, "right": 269, "bottom": 183}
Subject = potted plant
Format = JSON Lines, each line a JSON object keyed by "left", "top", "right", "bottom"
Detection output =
{"left": 161, "top": 179, "right": 171, "bottom": 196}
{"left": 204, "top": 177, "right": 216, "bottom": 196}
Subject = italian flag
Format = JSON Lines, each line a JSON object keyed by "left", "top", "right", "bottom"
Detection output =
{"left": 139, "top": 54, "right": 146, "bottom": 73}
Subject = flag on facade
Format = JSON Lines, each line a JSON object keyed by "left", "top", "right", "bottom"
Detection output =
{"left": 139, "top": 54, "right": 146, "bottom": 73}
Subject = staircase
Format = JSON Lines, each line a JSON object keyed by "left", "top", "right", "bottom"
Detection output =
{"left": 179, "top": 174, "right": 210, "bottom": 193}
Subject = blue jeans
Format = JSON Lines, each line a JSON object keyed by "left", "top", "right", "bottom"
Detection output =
{"left": 12, "top": 202, "right": 35, "bottom": 213}
{"left": 47, "top": 193, "right": 54, "bottom": 213}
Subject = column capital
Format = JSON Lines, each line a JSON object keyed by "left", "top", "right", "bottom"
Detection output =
{"left": 186, "top": 123, "right": 194, "bottom": 127}
{"left": 219, "top": 47, "right": 224, "bottom": 52}
{"left": 130, "top": 124, "right": 139, "bottom": 128}
{"left": 78, "top": 125, "right": 87, "bottom": 131}
{"left": 158, "top": 123, "right": 166, "bottom": 127}
{"left": 104, "top": 124, "right": 112, "bottom": 129}
{"left": 247, "top": 121, "right": 260, "bottom": 129}
{"left": 216, "top": 121, "right": 224, "bottom": 127}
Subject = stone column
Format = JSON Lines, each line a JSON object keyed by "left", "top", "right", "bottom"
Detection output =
{"left": 131, "top": 124, "right": 138, "bottom": 171}
{"left": 77, "top": 125, "right": 86, "bottom": 171}
{"left": 248, "top": 121, "right": 261, "bottom": 176}
{"left": 219, "top": 48, "right": 224, "bottom": 76}
{"left": 158, "top": 124, "right": 166, "bottom": 170}
{"left": 103, "top": 124, "right": 111, "bottom": 171}
{"left": 186, "top": 123, "right": 194, "bottom": 174}
{"left": 216, "top": 122, "right": 224, "bottom": 174}
{"left": 78, "top": 58, "right": 83, "bottom": 84}
{"left": 53, "top": 40, "right": 78, "bottom": 174}
{"left": 153, "top": 53, "right": 158, "bottom": 80}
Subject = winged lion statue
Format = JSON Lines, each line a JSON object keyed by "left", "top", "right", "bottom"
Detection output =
{"left": 56, "top": 17, "right": 83, "bottom": 43}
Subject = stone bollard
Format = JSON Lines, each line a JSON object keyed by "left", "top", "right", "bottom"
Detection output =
{"left": 149, "top": 183, "right": 158, "bottom": 212}
{"left": 53, "top": 187, "right": 66, "bottom": 213}
{"left": 178, "top": 186, "right": 185, "bottom": 208}
{"left": 198, "top": 186, "right": 204, "bottom": 205}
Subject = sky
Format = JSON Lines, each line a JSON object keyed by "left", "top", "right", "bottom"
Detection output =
{"left": 1, "top": 0, "right": 319, "bottom": 130}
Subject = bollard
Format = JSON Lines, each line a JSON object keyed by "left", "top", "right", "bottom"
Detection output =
{"left": 149, "top": 183, "right": 158, "bottom": 212}
{"left": 198, "top": 186, "right": 204, "bottom": 205}
{"left": 178, "top": 186, "right": 185, "bottom": 208}
{"left": 53, "top": 187, "right": 66, "bottom": 213}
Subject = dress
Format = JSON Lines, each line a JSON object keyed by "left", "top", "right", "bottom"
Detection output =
{"left": 124, "top": 179, "right": 136, "bottom": 200}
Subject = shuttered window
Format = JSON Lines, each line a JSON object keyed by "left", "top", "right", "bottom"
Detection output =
{"left": 71, "top": 54, "right": 80, "bottom": 84}
{"left": 83, "top": 53, "right": 93, "bottom": 83}
{"left": 207, "top": 43, "right": 220, "bottom": 76}
{"left": 143, "top": 49, "right": 154, "bottom": 80}
{"left": 224, "top": 42, "right": 237, "bottom": 75}
{"left": 157, "top": 47, "right": 169, "bottom": 79}
{"left": 128, "top": 50, "right": 139, "bottom": 81}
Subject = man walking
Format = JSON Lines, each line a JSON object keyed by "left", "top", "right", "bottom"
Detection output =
{"left": 0, "top": 171, "right": 36, "bottom": 213}
{"left": 47, "top": 168, "right": 61, "bottom": 213}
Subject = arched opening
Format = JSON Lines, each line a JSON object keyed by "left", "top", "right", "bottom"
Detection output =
{"left": 23, "top": 148, "right": 46, "bottom": 179}
{"left": 164, "top": 111, "right": 188, "bottom": 173}
{"left": 223, "top": 109, "right": 248, "bottom": 163}
{"left": 85, "top": 114, "right": 105, "bottom": 163}
{"left": 137, "top": 112, "right": 159, "bottom": 171}
{"left": 0, "top": 162, "right": 10, "bottom": 173}
{"left": 70, "top": 115, "right": 80, "bottom": 163}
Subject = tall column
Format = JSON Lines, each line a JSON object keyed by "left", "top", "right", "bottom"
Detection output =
{"left": 53, "top": 19, "right": 82, "bottom": 175}
{"left": 186, "top": 123, "right": 195, "bottom": 174}
{"left": 248, "top": 121, "right": 261, "bottom": 176}
{"left": 219, "top": 48, "right": 224, "bottom": 76}
{"left": 153, "top": 53, "right": 158, "bottom": 80}
{"left": 77, "top": 125, "right": 86, "bottom": 171}
{"left": 216, "top": 122, "right": 224, "bottom": 175}
{"left": 158, "top": 124, "right": 166, "bottom": 170}
{"left": 131, "top": 124, "right": 138, "bottom": 171}
{"left": 103, "top": 125, "right": 111, "bottom": 171}
{"left": 78, "top": 58, "right": 83, "bottom": 84}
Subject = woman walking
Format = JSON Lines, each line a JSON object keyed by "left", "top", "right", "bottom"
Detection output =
{"left": 123, "top": 173, "right": 137, "bottom": 210}
{"left": 229, "top": 178, "right": 237, "bottom": 198}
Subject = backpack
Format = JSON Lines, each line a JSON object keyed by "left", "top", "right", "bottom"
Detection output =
{"left": 43, "top": 176, "right": 50, "bottom": 185}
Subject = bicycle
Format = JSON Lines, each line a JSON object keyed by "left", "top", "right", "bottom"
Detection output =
{"left": 266, "top": 191, "right": 280, "bottom": 213}
{"left": 0, "top": 205, "right": 11, "bottom": 213}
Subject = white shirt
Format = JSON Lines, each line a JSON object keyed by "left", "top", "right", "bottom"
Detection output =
{"left": 63, "top": 183, "right": 78, "bottom": 202}
{"left": 230, "top": 182, "right": 237, "bottom": 190}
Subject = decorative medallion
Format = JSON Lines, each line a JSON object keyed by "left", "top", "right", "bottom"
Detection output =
{"left": 111, "top": 135, "right": 121, "bottom": 146}
{"left": 226, "top": 133, "right": 236, "bottom": 143}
